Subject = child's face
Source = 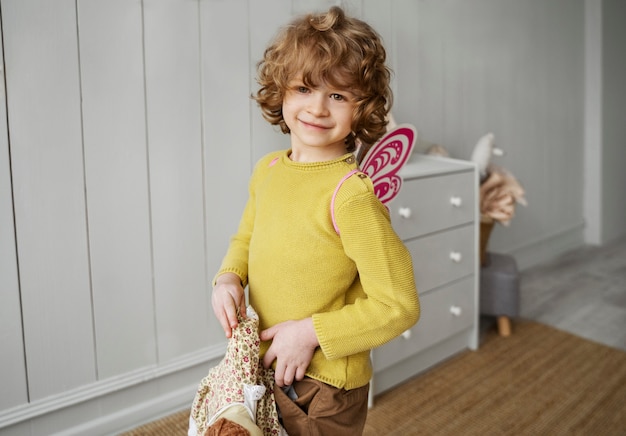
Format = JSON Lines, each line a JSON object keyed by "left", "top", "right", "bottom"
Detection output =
{"left": 282, "top": 78, "right": 355, "bottom": 160}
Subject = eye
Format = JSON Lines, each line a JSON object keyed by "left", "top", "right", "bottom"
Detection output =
{"left": 296, "top": 86, "right": 310, "bottom": 94}
{"left": 330, "top": 93, "right": 345, "bottom": 101}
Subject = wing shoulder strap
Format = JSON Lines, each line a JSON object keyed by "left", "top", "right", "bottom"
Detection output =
{"left": 331, "top": 169, "right": 360, "bottom": 235}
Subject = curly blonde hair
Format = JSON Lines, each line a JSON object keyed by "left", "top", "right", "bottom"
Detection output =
{"left": 254, "top": 6, "right": 392, "bottom": 153}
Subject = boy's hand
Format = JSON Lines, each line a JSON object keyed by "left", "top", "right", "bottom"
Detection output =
{"left": 260, "top": 318, "right": 319, "bottom": 387}
{"left": 212, "top": 272, "right": 246, "bottom": 338}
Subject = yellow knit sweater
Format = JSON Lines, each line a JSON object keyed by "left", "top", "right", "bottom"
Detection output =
{"left": 216, "top": 150, "right": 420, "bottom": 389}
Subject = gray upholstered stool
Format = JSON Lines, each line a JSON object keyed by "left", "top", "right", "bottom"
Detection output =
{"left": 480, "top": 252, "right": 520, "bottom": 336}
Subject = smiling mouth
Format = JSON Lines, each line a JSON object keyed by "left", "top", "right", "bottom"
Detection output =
{"left": 300, "top": 119, "right": 330, "bottom": 129}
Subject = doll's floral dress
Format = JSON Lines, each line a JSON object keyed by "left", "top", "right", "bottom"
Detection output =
{"left": 190, "top": 306, "right": 285, "bottom": 435}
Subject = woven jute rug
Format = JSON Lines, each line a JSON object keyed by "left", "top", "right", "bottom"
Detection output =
{"left": 121, "top": 321, "right": 626, "bottom": 435}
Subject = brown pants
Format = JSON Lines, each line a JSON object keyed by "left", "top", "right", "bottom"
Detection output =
{"left": 273, "top": 378, "right": 369, "bottom": 436}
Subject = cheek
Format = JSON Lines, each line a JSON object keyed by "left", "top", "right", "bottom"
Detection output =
{"left": 281, "top": 102, "right": 296, "bottom": 129}
{"left": 281, "top": 100, "right": 295, "bottom": 119}
{"left": 339, "top": 109, "right": 355, "bottom": 131}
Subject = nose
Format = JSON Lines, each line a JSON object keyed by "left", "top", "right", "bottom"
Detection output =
{"left": 307, "top": 92, "right": 329, "bottom": 117}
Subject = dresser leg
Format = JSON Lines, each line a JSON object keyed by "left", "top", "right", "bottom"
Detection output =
{"left": 497, "top": 316, "right": 512, "bottom": 337}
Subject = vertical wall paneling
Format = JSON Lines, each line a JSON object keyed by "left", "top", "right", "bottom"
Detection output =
{"left": 1, "top": 0, "right": 96, "bottom": 400}
{"left": 412, "top": 1, "right": 445, "bottom": 145}
{"left": 143, "top": 0, "right": 209, "bottom": 361}
{"left": 342, "top": 0, "right": 363, "bottom": 19}
{"left": 600, "top": 0, "right": 626, "bottom": 242}
{"left": 0, "top": 1, "right": 602, "bottom": 432}
{"left": 439, "top": 1, "right": 472, "bottom": 150}
{"left": 0, "top": 12, "right": 29, "bottom": 410}
{"left": 533, "top": 2, "right": 584, "bottom": 240}
{"left": 407, "top": 0, "right": 585, "bottom": 261}
{"left": 78, "top": 0, "right": 156, "bottom": 378}
{"left": 200, "top": 0, "right": 258, "bottom": 344}
{"left": 583, "top": 0, "right": 602, "bottom": 244}
{"left": 390, "top": 0, "right": 419, "bottom": 125}
{"left": 362, "top": 0, "right": 394, "bottom": 93}
{"left": 292, "top": 0, "right": 348, "bottom": 15}
{"left": 249, "top": 0, "right": 291, "bottom": 163}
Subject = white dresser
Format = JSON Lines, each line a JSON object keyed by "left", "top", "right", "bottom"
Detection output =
{"left": 371, "top": 153, "right": 479, "bottom": 398}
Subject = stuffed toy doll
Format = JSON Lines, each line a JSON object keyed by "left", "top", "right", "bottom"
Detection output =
{"left": 188, "top": 306, "right": 286, "bottom": 436}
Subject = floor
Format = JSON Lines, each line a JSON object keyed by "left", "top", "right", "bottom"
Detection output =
{"left": 516, "top": 235, "right": 626, "bottom": 352}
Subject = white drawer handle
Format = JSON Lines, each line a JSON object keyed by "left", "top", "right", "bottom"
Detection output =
{"left": 398, "top": 207, "right": 412, "bottom": 219}
{"left": 450, "top": 306, "right": 462, "bottom": 317}
{"left": 401, "top": 329, "right": 412, "bottom": 339}
{"left": 450, "top": 196, "right": 463, "bottom": 207}
{"left": 449, "top": 251, "right": 462, "bottom": 263}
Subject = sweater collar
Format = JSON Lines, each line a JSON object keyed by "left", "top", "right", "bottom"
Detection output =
{"left": 282, "top": 150, "right": 357, "bottom": 171}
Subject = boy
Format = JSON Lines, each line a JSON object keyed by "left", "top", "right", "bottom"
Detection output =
{"left": 211, "top": 6, "right": 419, "bottom": 434}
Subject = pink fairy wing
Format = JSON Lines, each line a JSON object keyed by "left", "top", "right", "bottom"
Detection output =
{"left": 360, "top": 124, "right": 417, "bottom": 204}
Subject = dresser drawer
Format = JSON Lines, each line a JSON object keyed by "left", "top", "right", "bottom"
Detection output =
{"left": 372, "top": 276, "right": 475, "bottom": 372}
{"left": 390, "top": 171, "right": 475, "bottom": 240}
{"left": 406, "top": 224, "right": 475, "bottom": 293}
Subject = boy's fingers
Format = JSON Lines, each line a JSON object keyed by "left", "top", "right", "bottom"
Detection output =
{"left": 259, "top": 325, "right": 276, "bottom": 342}
{"left": 295, "top": 366, "right": 306, "bottom": 382}
{"left": 239, "top": 300, "right": 247, "bottom": 319}
{"left": 218, "top": 311, "right": 233, "bottom": 338}
{"left": 225, "top": 304, "right": 239, "bottom": 330}
{"left": 262, "top": 348, "right": 276, "bottom": 369}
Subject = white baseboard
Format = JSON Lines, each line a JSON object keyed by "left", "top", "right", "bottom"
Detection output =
{"left": 54, "top": 384, "right": 195, "bottom": 436}
{"left": 504, "top": 223, "right": 586, "bottom": 271}
{"left": 0, "top": 346, "right": 224, "bottom": 436}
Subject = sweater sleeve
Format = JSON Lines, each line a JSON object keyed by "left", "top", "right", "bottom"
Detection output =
{"left": 312, "top": 188, "right": 420, "bottom": 360}
{"left": 213, "top": 153, "right": 279, "bottom": 287}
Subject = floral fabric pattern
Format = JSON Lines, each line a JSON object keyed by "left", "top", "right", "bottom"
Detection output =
{"left": 191, "top": 307, "right": 283, "bottom": 435}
